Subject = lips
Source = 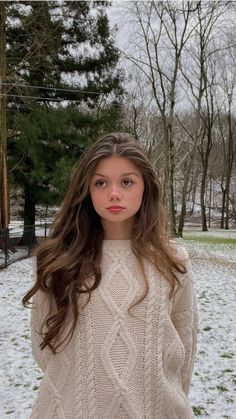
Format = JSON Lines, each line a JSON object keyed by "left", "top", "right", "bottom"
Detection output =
{"left": 107, "top": 206, "right": 125, "bottom": 213}
{"left": 107, "top": 206, "right": 125, "bottom": 209}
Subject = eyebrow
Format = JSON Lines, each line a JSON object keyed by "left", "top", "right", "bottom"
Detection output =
{"left": 92, "top": 172, "right": 141, "bottom": 178}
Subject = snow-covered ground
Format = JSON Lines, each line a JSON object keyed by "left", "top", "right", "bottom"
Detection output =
{"left": 0, "top": 229, "right": 235, "bottom": 418}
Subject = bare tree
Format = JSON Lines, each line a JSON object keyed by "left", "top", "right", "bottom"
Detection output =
{"left": 216, "top": 33, "right": 236, "bottom": 229}
{"left": 120, "top": 0, "right": 198, "bottom": 234}
{"left": 113, "top": 0, "right": 236, "bottom": 230}
{"left": 172, "top": 113, "right": 199, "bottom": 236}
{"left": 179, "top": 1, "right": 233, "bottom": 231}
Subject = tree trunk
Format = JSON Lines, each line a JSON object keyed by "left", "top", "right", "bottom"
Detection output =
{"left": 225, "top": 107, "right": 234, "bottom": 230}
{"left": 208, "top": 178, "right": 212, "bottom": 229}
{"left": 169, "top": 147, "right": 176, "bottom": 236}
{"left": 225, "top": 177, "right": 231, "bottom": 229}
{"left": 178, "top": 171, "right": 189, "bottom": 237}
{"left": 18, "top": 183, "right": 37, "bottom": 245}
{"left": 220, "top": 186, "right": 226, "bottom": 229}
{"left": 190, "top": 171, "right": 198, "bottom": 215}
{"left": 0, "top": 1, "right": 9, "bottom": 229}
{"left": 164, "top": 125, "right": 176, "bottom": 236}
{"left": 200, "top": 163, "right": 208, "bottom": 231}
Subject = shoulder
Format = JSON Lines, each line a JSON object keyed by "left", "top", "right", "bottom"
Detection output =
{"left": 31, "top": 256, "right": 51, "bottom": 313}
{"left": 32, "top": 255, "right": 50, "bottom": 294}
{"left": 32, "top": 289, "right": 50, "bottom": 307}
{"left": 168, "top": 240, "right": 190, "bottom": 263}
{"left": 168, "top": 241, "right": 194, "bottom": 289}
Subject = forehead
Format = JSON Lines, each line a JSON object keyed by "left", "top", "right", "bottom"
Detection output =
{"left": 93, "top": 156, "right": 141, "bottom": 175}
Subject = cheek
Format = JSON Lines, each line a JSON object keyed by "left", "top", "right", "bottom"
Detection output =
{"left": 89, "top": 187, "right": 95, "bottom": 206}
{"left": 131, "top": 187, "right": 144, "bottom": 207}
{"left": 137, "top": 183, "right": 145, "bottom": 199}
{"left": 90, "top": 189, "right": 103, "bottom": 209}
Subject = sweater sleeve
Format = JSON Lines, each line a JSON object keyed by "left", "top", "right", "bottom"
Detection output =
{"left": 30, "top": 291, "right": 52, "bottom": 372}
{"left": 171, "top": 246, "right": 198, "bottom": 395}
{"left": 30, "top": 257, "right": 52, "bottom": 372}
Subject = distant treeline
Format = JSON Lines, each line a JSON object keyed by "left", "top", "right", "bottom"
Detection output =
{"left": 0, "top": 1, "right": 235, "bottom": 243}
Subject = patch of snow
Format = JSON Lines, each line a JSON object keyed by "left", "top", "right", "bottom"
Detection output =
{"left": 0, "top": 232, "right": 235, "bottom": 418}
{"left": 183, "top": 240, "right": 236, "bottom": 418}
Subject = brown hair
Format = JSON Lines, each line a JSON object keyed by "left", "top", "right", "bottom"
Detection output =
{"left": 22, "top": 132, "right": 185, "bottom": 353}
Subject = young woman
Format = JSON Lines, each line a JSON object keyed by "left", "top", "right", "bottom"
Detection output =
{"left": 23, "top": 132, "right": 198, "bottom": 419}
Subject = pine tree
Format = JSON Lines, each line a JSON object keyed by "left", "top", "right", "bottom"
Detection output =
{"left": 6, "top": 1, "right": 124, "bottom": 244}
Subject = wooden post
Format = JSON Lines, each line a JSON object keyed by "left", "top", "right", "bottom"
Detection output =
{"left": 0, "top": 2, "right": 9, "bottom": 229}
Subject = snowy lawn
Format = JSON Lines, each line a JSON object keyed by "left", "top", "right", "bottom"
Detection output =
{"left": 181, "top": 229, "right": 236, "bottom": 418}
{"left": 0, "top": 229, "right": 235, "bottom": 418}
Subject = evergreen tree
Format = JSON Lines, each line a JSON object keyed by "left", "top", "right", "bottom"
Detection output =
{"left": 6, "top": 1, "right": 124, "bottom": 244}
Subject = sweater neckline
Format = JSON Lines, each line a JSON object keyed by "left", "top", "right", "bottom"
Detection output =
{"left": 102, "top": 239, "right": 131, "bottom": 251}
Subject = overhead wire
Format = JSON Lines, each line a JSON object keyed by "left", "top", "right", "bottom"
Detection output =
{"left": 0, "top": 82, "right": 157, "bottom": 114}
{"left": 0, "top": 81, "right": 125, "bottom": 108}
{"left": 0, "top": 93, "right": 124, "bottom": 109}
{"left": 1, "top": 93, "right": 90, "bottom": 103}
{"left": 1, "top": 82, "right": 109, "bottom": 95}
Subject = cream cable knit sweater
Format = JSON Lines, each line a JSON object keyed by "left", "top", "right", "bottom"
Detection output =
{"left": 30, "top": 240, "right": 198, "bottom": 419}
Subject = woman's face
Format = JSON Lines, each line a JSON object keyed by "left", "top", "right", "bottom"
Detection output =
{"left": 89, "top": 156, "right": 144, "bottom": 238}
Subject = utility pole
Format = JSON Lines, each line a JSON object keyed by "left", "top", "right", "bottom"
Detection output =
{"left": 0, "top": 1, "right": 9, "bottom": 229}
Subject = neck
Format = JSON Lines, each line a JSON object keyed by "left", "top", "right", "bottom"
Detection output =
{"left": 101, "top": 218, "right": 134, "bottom": 240}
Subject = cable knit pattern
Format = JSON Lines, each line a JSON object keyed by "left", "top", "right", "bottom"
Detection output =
{"left": 30, "top": 240, "right": 198, "bottom": 419}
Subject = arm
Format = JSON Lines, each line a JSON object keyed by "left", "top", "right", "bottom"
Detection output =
{"left": 171, "top": 247, "right": 198, "bottom": 395}
{"left": 30, "top": 291, "right": 52, "bottom": 372}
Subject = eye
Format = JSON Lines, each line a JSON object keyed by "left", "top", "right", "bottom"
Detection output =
{"left": 95, "top": 179, "right": 106, "bottom": 188}
{"left": 122, "top": 179, "right": 134, "bottom": 187}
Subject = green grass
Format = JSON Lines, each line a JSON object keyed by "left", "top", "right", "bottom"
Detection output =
{"left": 192, "top": 406, "right": 207, "bottom": 416}
{"left": 220, "top": 353, "right": 234, "bottom": 359}
{"left": 217, "top": 385, "right": 229, "bottom": 393}
{"left": 182, "top": 234, "right": 236, "bottom": 245}
{"left": 223, "top": 368, "right": 233, "bottom": 373}
{"left": 203, "top": 326, "right": 212, "bottom": 331}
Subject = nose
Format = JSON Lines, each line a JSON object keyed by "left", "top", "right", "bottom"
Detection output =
{"left": 109, "top": 185, "right": 122, "bottom": 201}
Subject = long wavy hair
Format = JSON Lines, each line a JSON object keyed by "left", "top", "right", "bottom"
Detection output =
{"left": 23, "top": 132, "right": 186, "bottom": 353}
